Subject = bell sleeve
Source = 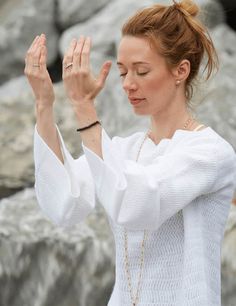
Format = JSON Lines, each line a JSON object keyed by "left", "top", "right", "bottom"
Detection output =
{"left": 34, "top": 124, "right": 96, "bottom": 228}
{"left": 82, "top": 127, "right": 236, "bottom": 231}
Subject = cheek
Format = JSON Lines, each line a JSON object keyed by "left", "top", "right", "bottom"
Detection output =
{"left": 144, "top": 72, "right": 173, "bottom": 96}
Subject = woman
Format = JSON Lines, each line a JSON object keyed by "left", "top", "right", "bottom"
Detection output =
{"left": 25, "top": 0, "right": 236, "bottom": 305}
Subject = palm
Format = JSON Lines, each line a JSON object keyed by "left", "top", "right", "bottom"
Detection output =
{"left": 62, "top": 36, "right": 112, "bottom": 104}
{"left": 24, "top": 34, "right": 55, "bottom": 107}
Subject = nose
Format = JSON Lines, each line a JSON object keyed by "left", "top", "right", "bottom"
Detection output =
{"left": 122, "top": 73, "right": 138, "bottom": 92}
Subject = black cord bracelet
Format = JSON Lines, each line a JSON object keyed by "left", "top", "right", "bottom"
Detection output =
{"left": 76, "top": 120, "right": 101, "bottom": 132}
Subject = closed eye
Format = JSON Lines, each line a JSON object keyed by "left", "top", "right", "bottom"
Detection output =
{"left": 119, "top": 72, "right": 148, "bottom": 77}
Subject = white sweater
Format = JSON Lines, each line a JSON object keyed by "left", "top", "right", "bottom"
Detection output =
{"left": 33, "top": 123, "right": 236, "bottom": 306}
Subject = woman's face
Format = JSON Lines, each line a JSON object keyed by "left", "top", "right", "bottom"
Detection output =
{"left": 117, "top": 35, "right": 178, "bottom": 115}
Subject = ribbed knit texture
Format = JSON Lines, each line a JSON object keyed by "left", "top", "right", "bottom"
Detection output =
{"left": 33, "top": 124, "right": 236, "bottom": 306}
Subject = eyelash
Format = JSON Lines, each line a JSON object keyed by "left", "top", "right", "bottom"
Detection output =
{"left": 119, "top": 72, "right": 148, "bottom": 77}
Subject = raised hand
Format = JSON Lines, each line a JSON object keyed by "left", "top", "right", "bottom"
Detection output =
{"left": 24, "top": 34, "right": 55, "bottom": 108}
{"left": 62, "top": 35, "right": 112, "bottom": 108}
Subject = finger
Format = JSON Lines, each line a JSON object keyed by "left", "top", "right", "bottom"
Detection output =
{"left": 80, "top": 36, "right": 91, "bottom": 70}
{"left": 37, "top": 34, "right": 47, "bottom": 69}
{"left": 28, "top": 35, "right": 40, "bottom": 52}
{"left": 39, "top": 45, "right": 47, "bottom": 71}
{"left": 63, "top": 38, "right": 77, "bottom": 68}
{"left": 72, "top": 35, "right": 86, "bottom": 71}
{"left": 29, "top": 37, "right": 43, "bottom": 69}
{"left": 97, "top": 61, "right": 112, "bottom": 88}
{"left": 40, "top": 33, "right": 46, "bottom": 46}
{"left": 62, "top": 38, "right": 77, "bottom": 78}
{"left": 31, "top": 34, "right": 45, "bottom": 55}
{"left": 26, "top": 34, "right": 45, "bottom": 67}
{"left": 25, "top": 35, "right": 40, "bottom": 65}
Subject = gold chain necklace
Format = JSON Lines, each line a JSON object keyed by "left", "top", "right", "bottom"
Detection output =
{"left": 123, "top": 114, "right": 196, "bottom": 306}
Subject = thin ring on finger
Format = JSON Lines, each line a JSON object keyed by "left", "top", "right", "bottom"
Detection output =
{"left": 62, "top": 39, "right": 77, "bottom": 77}
{"left": 65, "top": 62, "right": 73, "bottom": 69}
{"left": 72, "top": 36, "right": 86, "bottom": 70}
{"left": 33, "top": 63, "right": 40, "bottom": 68}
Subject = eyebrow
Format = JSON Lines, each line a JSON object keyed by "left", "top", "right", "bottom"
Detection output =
{"left": 116, "top": 61, "right": 150, "bottom": 66}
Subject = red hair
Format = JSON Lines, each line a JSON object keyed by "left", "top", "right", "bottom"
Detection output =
{"left": 121, "top": 0, "right": 219, "bottom": 102}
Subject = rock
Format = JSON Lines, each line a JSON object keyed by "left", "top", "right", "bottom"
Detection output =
{"left": 0, "top": 187, "right": 115, "bottom": 306}
{"left": 193, "top": 24, "right": 236, "bottom": 149}
{"left": 1, "top": 23, "right": 236, "bottom": 195}
{"left": 59, "top": 0, "right": 224, "bottom": 61}
{"left": 0, "top": 78, "right": 74, "bottom": 194}
{"left": 218, "top": 0, "right": 236, "bottom": 31}
{"left": 0, "top": 70, "right": 146, "bottom": 196}
{"left": 56, "top": 0, "right": 111, "bottom": 30}
{"left": 0, "top": 0, "right": 59, "bottom": 84}
{"left": 196, "top": 0, "right": 225, "bottom": 28}
{"left": 0, "top": 0, "right": 224, "bottom": 84}
{"left": 58, "top": 0, "right": 153, "bottom": 63}
{"left": 0, "top": 187, "right": 235, "bottom": 305}
{"left": 0, "top": 75, "right": 29, "bottom": 102}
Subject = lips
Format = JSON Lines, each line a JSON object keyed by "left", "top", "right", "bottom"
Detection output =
{"left": 129, "top": 97, "right": 145, "bottom": 105}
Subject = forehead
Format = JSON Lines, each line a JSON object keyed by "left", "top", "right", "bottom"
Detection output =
{"left": 117, "top": 35, "right": 159, "bottom": 63}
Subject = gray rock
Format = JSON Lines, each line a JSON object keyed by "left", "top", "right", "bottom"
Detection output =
{"left": 0, "top": 70, "right": 145, "bottom": 194}
{"left": 0, "top": 187, "right": 235, "bottom": 305}
{"left": 59, "top": 0, "right": 225, "bottom": 61}
{"left": 0, "top": 0, "right": 235, "bottom": 304}
{"left": 1, "top": 22, "right": 236, "bottom": 194}
{"left": 193, "top": 24, "right": 236, "bottom": 149}
{"left": 0, "top": 187, "right": 115, "bottom": 306}
{"left": 0, "top": 0, "right": 59, "bottom": 84}
{"left": 196, "top": 0, "right": 225, "bottom": 28}
{"left": 58, "top": 0, "right": 154, "bottom": 62}
{"left": 0, "top": 79, "right": 77, "bottom": 193}
{"left": 57, "top": 0, "right": 111, "bottom": 30}
{"left": 0, "top": 75, "right": 29, "bottom": 102}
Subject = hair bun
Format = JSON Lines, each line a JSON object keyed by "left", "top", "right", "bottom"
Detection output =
{"left": 174, "top": 0, "right": 199, "bottom": 17}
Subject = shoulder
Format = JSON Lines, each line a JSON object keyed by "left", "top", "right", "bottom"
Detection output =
{"left": 212, "top": 130, "right": 236, "bottom": 176}
{"left": 185, "top": 127, "right": 236, "bottom": 179}
{"left": 170, "top": 127, "right": 236, "bottom": 181}
{"left": 182, "top": 127, "right": 235, "bottom": 156}
{"left": 204, "top": 128, "right": 236, "bottom": 161}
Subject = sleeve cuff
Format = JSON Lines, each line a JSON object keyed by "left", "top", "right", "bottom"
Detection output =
{"left": 34, "top": 123, "right": 80, "bottom": 197}
{"left": 81, "top": 127, "right": 127, "bottom": 190}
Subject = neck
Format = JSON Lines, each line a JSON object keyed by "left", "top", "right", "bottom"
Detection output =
{"left": 148, "top": 103, "right": 196, "bottom": 145}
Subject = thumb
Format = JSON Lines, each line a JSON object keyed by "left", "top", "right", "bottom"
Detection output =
{"left": 97, "top": 60, "right": 112, "bottom": 88}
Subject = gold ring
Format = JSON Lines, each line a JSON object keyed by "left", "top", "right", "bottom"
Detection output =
{"left": 33, "top": 64, "right": 40, "bottom": 67}
{"left": 65, "top": 62, "right": 73, "bottom": 69}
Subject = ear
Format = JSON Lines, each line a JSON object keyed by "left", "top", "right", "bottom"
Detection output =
{"left": 172, "top": 59, "right": 190, "bottom": 83}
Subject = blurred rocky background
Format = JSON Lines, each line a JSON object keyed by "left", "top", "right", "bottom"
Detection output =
{"left": 0, "top": 0, "right": 236, "bottom": 305}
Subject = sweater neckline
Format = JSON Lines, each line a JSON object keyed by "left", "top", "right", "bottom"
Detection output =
{"left": 144, "top": 126, "right": 212, "bottom": 147}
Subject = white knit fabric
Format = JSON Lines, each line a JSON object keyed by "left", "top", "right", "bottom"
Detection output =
{"left": 33, "top": 123, "right": 236, "bottom": 306}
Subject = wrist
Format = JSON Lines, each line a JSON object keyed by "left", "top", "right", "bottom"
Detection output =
{"left": 73, "top": 104, "right": 99, "bottom": 128}
{"left": 36, "top": 103, "right": 54, "bottom": 112}
{"left": 71, "top": 98, "right": 95, "bottom": 109}
{"left": 72, "top": 100, "right": 97, "bottom": 116}
{"left": 36, "top": 105, "right": 55, "bottom": 125}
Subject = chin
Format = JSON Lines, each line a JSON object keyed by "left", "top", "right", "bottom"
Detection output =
{"left": 133, "top": 107, "right": 151, "bottom": 116}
